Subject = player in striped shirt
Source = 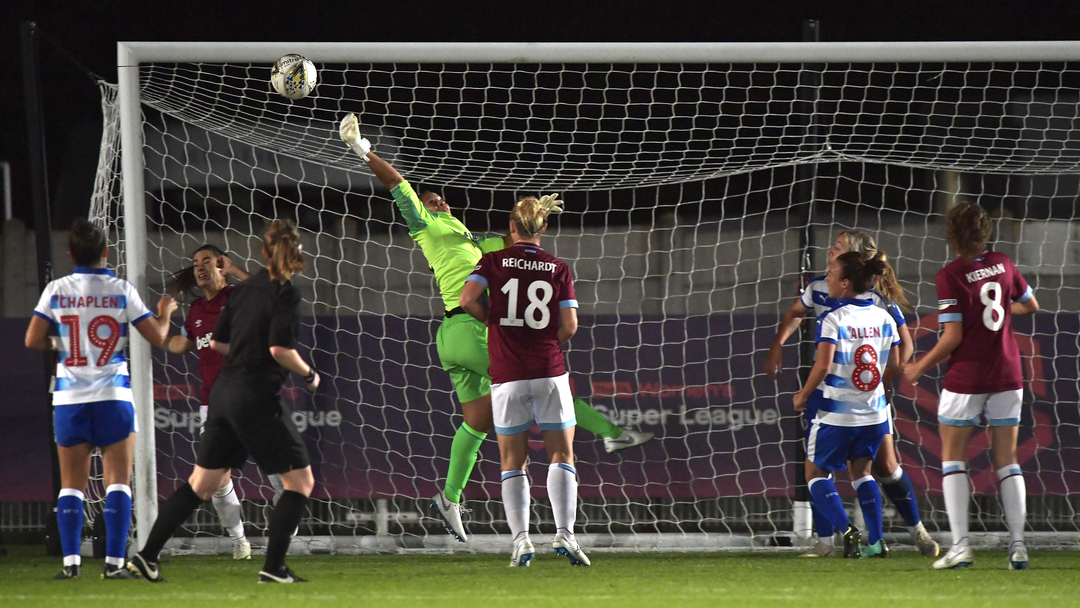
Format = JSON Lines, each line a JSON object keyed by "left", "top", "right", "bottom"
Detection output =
{"left": 460, "top": 194, "right": 590, "bottom": 567}
{"left": 339, "top": 114, "right": 651, "bottom": 543}
{"left": 24, "top": 219, "right": 174, "bottom": 580}
{"left": 794, "top": 251, "right": 901, "bottom": 559}
{"left": 765, "top": 230, "right": 937, "bottom": 557}
{"left": 903, "top": 202, "right": 1039, "bottom": 571}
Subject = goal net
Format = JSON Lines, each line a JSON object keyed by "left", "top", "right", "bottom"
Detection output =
{"left": 92, "top": 42, "right": 1080, "bottom": 553}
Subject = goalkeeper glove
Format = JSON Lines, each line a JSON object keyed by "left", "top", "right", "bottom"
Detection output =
{"left": 339, "top": 113, "right": 372, "bottom": 161}
{"left": 538, "top": 193, "right": 565, "bottom": 215}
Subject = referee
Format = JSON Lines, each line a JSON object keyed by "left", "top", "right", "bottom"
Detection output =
{"left": 129, "top": 219, "right": 320, "bottom": 584}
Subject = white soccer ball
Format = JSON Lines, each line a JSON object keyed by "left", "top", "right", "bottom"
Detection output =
{"left": 270, "top": 54, "right": 317, "bottom": 100}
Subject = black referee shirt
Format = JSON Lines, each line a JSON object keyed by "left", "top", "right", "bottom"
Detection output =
{"left": 212, "top": 267, "right": 301, "bottom": 383}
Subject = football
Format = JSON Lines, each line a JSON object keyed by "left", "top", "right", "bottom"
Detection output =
{"left": 270, "top": 54, "right": 317, "bottom": 100}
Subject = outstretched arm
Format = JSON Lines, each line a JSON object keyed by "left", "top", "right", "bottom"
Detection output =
{"left": 363, "top": 151, "right": 404, "bottom": 190}
{"left": 340, "top": 113, "right": 404, "bottom": 189}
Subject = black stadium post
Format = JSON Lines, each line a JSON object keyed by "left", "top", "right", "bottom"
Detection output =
{"left": 793, "top": 19, "right": 822, "bottom": 521}
{"left": 21, "top": 21, "right": 62, "bottom": 556}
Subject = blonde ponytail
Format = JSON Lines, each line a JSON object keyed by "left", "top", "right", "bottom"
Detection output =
{"left": 839, "top": 230, "right": 912, "bottom": 310}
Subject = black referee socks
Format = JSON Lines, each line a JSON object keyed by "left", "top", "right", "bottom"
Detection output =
{"left": 264, "top": 490, "right": 307, "bottom": 573}
{"left": 141, "top": 483, "right": 204, "bottom": 561}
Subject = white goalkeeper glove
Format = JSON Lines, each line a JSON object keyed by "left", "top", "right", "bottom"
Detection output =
{"left": 339, "top": 113, "right": 372, "bottom": 161}
{"left": 538, "top": 193, "right": 565, "bottom": 215}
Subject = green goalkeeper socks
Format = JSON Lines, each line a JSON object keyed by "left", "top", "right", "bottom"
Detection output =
{"left": 445, "top": 421, "right": 487, "bottom": 503}
{"left": 573, "top": 397, "right": 621, "bottom": 439}
{"left": 444, "top": 401, "right": 618, "bottom": 503}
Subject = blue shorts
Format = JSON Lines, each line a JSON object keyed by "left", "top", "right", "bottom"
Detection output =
{"left": 806, "top": 419, "right": 889, "bottom": 473}
{"left": 54, "top": 401, "right": 136, "bottom": 448}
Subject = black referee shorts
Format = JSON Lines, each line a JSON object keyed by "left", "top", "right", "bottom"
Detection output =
{"left": 198, "top": 371, "right": 310, "bottom": 475}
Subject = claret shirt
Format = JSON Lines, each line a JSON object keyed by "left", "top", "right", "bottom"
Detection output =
{"left": 466, "top": 243, "right": 577, "bottom": 384}
{"left": 935, "top": 250, "right": 1032, "bottom": 394}
{"left": 182, "top": 284, "right": 234, "bottom": 405}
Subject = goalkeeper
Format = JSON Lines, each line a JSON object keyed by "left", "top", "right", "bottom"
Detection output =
{"left": 340, "top": 114, "right": 652, "bottom": 542}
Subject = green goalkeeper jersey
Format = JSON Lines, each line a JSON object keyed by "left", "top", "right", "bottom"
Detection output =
{"left": 391, "top": 180, "right": 506, "bottom": 312}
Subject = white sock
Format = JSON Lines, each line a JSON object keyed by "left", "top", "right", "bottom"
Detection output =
{"left": 501, "top": 471, "right": 530, "bottom": 541}
{"left": 547, "top": 463, "right": 578, "bottom": 538}
{"left": 212, "top": 480, "right": 245, "bottom": 539}
{"left": 941, "top": 461, "right": 969, "bottom": 549}
{"left": 997, "top": 464, "right": 1027, "bottom": 547}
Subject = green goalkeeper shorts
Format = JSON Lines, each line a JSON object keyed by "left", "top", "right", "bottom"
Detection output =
{"left": 436, "top": 314, "right": 492, "bottom": 404}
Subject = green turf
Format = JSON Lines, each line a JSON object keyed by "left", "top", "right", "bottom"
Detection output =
{"left": 2, "top": 546, "right": 1078, "bottom": 608}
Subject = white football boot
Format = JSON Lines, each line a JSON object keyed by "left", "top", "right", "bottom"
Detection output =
{"left": 510, "top": 537, "right": 535, "bottom": 567}
{"left": 933, "top": 545, "right": 975, "bottom": 570}
{"left": 431, "top": 490, "right": 468, "bottom": 542}
{"left": 603, "top": 428, "right": 655, "bottom": 454}
{"left": 553, "top": 532, "right": 591, "bottom": 567}
{"left": 1008, "top": 542, "right": 1029, "bottom": 570}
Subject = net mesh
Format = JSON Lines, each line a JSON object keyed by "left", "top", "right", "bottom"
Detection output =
{"left": 90, "top": 53, "right": 1080, "bottom": 551}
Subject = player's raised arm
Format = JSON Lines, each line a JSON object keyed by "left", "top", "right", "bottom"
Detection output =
{"left": 219, "top": 254, "right": 250, "bottom": 281}
{"left": 340, "top": 113, "right": 403, "bottom": 189}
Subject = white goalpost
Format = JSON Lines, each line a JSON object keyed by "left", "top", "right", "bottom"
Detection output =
{"left": 96, "top": 41, "right": 1080, "bottom": 554}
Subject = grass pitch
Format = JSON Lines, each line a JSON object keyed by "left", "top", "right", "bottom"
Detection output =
{"left": 1, "top": 546, "right": 1078, "bottom": 608}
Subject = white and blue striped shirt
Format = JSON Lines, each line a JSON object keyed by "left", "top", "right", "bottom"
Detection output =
{"left": 801, "top": 276, "right": 906, "bottom": 327}
{"left": 814, "top": 297, "right": 899, "bottom": 427}
{"left": 33, "top": 268, "right": 152, "bottom": 406}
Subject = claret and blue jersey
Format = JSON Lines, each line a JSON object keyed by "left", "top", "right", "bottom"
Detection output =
{"left": 466, "top": 242, "right": 577, "bottom": 384}
{"left": 935, "top": 250, "right": 1032, "bottom": 394}
{"left": 33, "top": 267, "right": 152, "bottom": 406}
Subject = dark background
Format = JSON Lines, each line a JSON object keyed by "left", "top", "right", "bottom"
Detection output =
{"left": 2, "top": 0, "right": 1079, "bottom": 231}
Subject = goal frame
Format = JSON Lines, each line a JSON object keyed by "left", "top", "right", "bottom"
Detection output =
{"left": 116, "top": 40, "right": 1080, "bottom": 550}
